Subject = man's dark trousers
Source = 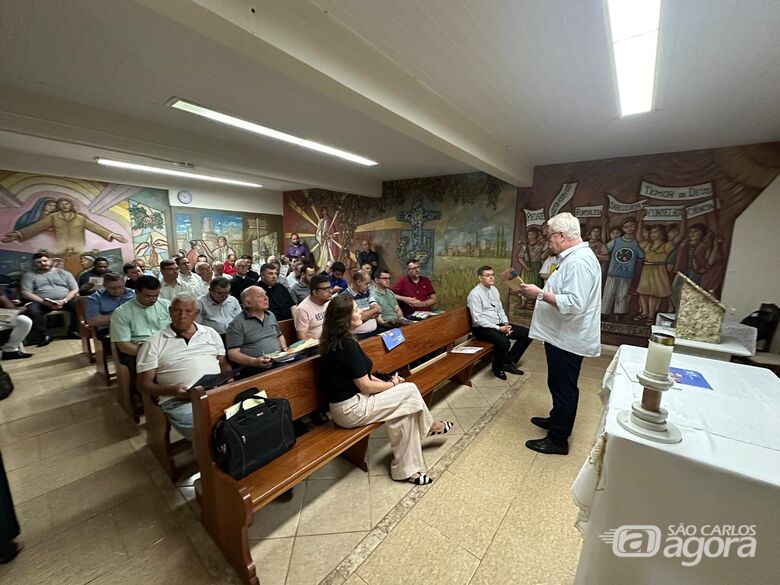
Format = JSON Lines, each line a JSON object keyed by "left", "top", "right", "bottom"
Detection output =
{"left": 472, "top": 324, "right": 532, "bottom": 372}
{"left": 26, "top": 299, "right": 78, "bottom": 337}
{"left": 544, "top": 342, "right": 584, "bottom": 445}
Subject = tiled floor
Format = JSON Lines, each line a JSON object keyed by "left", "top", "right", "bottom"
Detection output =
{"left": 0, "top": 339, "right": 613, "bottom": 585}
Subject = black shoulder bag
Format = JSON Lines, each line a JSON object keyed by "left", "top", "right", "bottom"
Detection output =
{"left": 213, "top": 388, "right": 296, "bottom": 480}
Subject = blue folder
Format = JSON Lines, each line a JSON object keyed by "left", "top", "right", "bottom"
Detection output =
{"left": 381, "top": 328, "right": 406, "bottom": 351}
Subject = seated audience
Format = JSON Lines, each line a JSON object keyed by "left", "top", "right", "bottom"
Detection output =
{"left": 320, "top": 294, "right": 453, "bottom": 485}
{"left": 226, "top": 286, "right": 288, "bottom": 376}
{"left": 191, "top": 262, "right": 213, "bottom": 297}
{"left": 176, "top": 256, "right": 201, "bottom": 289}
{"left": 196, "top": 254, "right": 208, "bottom": 265}
{"left": 77, "top": 256, "right": 110, "bottom": 295}
{"left": 223, "top": 253, "right": 237, "bottom": 276}
{"left": 196, "top": 277, "right": 241, "bottom": 335}
{"left": 137, "top": 293, "right": 229, "bottom": 442}
{"left": 373, "top": 269, "right": 406, "bottom": 327}
{"left": 294, "top": 274, "right": 332, "bottom": 340}
{"left": 286, "top": 259, "right": 303, "bottom": 288}
{"left": 109, "top": 275, "right": 171, "bottom": 360}
{"left": 291, "top": 265, "right": 316, "bottom": 303}
{"left": 134, "top": 257, "right": 155, "bottom": 276}
{"left": 339, "top": 270, "right": 380, "bottom": 338}
{"left": 327, "top": 261, "right": 348, "bottom": 293}
{"left": 159, "top": 259, "right": 190, "bottom": 301}
{"left": 123, "top": 262, "right": 143, "bottom": 290}
{"left": 20, "top": 252, "right": 79, "bottom": 346}
{"left": 266, "top": 259, "right": 291, "bottom": 289}
{"left": 85, "top": 272, "right": 135, "bottom": 335}
{"left": 467, "top": 265, "right": 531, "bottom": 380}
{"left": 257, "top": 263, "right": 297, "bottom": 321}
{"left": 229, "top": 258, "right": 258, "bottom": 300}
{"left": 0, "top": 290, "right": 32, "bottom": 360}
{"left": 392, "top": 259, "right": 437, "bottom": 316}
{"left": 211, "top": 260, "right": 231, "bottom": 280}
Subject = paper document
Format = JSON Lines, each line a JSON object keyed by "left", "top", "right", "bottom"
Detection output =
{"left": 451, "top": 346, "right": 482, "bottom": 354}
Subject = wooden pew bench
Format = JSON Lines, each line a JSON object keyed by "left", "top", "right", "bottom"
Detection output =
{"left": 139, "top": 317, "right": 299, "bottom": 481}
{"left": 191, "top": 307, "right": 494, "bottom": 585}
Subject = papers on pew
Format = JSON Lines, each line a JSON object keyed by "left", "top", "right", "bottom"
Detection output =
{"left": 225, "top": 389, "right": 268, "bottom": 419}
{"left": 266, "top": 338, "right": 319, "bottom": 362}
{"left": 450, "top": 346, "right": 482, "bottom": 355}
{"left": 408, "top": 309, "right": 445, "bottom": 320}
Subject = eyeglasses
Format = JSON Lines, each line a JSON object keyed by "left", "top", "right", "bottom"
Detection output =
{"left": 545, "top": 231, "right": 563, "bottom": 241}
{"left": 315, "top": 287, "right": 332, "bottom": 292}
{"left": 375, "top": 276, "right": 390, "bottom": 280}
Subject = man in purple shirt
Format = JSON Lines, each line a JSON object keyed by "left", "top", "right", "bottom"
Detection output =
{"left": 286, "top": 233, "right": 310, "bottom": 260}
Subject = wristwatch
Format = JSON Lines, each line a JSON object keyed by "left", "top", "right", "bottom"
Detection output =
{"left": 536, "top": 291, "right": 544, "bottom": 303}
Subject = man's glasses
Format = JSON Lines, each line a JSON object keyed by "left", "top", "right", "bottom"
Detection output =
{"left": 545, "top": 231, "right": 563, "bottom": 241}
{"left": 315, "top": 287, "right": 332, "bottom": 292}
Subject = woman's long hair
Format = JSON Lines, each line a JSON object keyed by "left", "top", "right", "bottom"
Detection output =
{"left": 320, "top": 294, "right": 355, "bottom": 355}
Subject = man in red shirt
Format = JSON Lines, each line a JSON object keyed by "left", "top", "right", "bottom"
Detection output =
{"left": 392, "top": 259, "right": 437, "bottom": 316}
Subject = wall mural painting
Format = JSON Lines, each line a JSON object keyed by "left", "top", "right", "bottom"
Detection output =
{"left": 509, "top": 143, "right": 780, "bottom": 345}
{"left": 245, "top": 214, "right": 283, "bottom": 265}
{"left": 0, "top": 170, "right": 170, "bottom": 279}
{"left": 283, "top": 173, "right": 517, "bottom": 311}
{"left": 172, "top": 207, "right": 244, "bottom": 264}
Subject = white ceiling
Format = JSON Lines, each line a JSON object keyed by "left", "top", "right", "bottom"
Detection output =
{"left": 1, "top": 0, "right": 779, "bottom": 196}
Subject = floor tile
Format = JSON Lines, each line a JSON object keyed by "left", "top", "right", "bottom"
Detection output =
{"left": 470, "top": 542, "right": 575, "bottom": 585}
{"left": 1, "top": 435, "right": 40, "bottom": 472}
{"left": 287, "top": 531, "right": 368, "bottom": 585}
{"left": 356, "top": 515, "right": 479, "bottom": 585}
{"left": 367, "top": 474, "right": 412, "bottom": 527}
{"left": 297, "top": 475, "right": 371, "bottom": 536}
{"left": 411, "top": 470, "right": 512, "bottom": 558}
{"left": 248, "top": 484, "right": 306, "bottom": 539}
{"left": 248, "top": 536, "right": 295, "bottom": 585}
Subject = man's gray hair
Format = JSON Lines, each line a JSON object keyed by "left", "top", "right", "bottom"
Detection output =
{"left": 170, "top": 291, "right": 199, "bottom": 307}
{"left": 195, "top": 261, "right": 211, "bottom": 274}
{"left": 547, "top": 212, "right": 581, "bottom": 240}
{"left": 240, "top": 284, "right": 262, "bottom": 303}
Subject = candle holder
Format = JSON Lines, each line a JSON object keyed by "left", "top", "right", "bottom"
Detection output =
{"left": 617, "top": 333, "right": 682, "bottom": 444}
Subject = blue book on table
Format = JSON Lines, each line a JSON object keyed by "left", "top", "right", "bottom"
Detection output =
{"left": 669, "top": 367, "right": 712, "bottom": 390}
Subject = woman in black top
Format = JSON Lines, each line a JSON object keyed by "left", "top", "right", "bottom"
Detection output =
{"left": 320, "top": 295, "right": 453, "bottom": 485}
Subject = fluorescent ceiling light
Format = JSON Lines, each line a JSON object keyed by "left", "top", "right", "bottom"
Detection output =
{"left": 169, "top": 99, "right": 379, "bottom": 167}
{"left": 607, "top": 0, "right": 661, "bottom": 117}
{"left": 96, "top": 158, "right": 262, "bottom": 188}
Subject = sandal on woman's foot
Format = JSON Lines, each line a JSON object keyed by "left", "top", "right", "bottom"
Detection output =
{"left": 428, "top": 420, "right": 455, "bottom": 436}
{"left": 408, "top": 473, "right": 433, "bottom": 485}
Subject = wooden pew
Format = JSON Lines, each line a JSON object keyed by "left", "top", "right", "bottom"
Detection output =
{"left": 141, "top": 317, "right": 299, "bottom": 481}
{"left": 111, "top": 342, "right": 143, "bottom": 423}
{"left": 191, "top": 307, "right": 493, "bottom": 585}
{"left": 75, "top": 296, "right": 95, "bottom": 363}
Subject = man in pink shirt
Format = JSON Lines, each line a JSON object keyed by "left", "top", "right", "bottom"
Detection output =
{"left": 293, "top": 274, "right": 332, "bottom": 340}
{"left": 391, "top": 259, "right": 437, "bottom": 316}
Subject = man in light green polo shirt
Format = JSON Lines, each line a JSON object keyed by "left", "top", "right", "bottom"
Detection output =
{"left": 373, "top": 268, "right": 406, "bottom": 327}
{"left": 110, "top": 275, "right": 171, "bottom": 358}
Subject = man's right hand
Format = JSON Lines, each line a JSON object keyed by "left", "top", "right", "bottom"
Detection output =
{"left": 256, "top": 356, "right": 273, "bottom": 368}
{"left": 172, "top": 385, "right": 190, "bottom": 401}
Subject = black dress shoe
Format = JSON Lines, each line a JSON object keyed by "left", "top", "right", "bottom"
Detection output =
{"left": 1, "top": 351, "right": 33, "bottom": 360}
{"left": 493, "top": 370, "right": 507, "bottom": 380}
{"left": 37, "top": 334, "right": 52, "bottom": 347}
{"left": 525, "top": 437, "right": 569, "bottom": 455}
{"left": 504, "top": 364, "right": 524, "bottom": 376}
{"left": 530, "top": 416, "right": 550, "bottom": 430}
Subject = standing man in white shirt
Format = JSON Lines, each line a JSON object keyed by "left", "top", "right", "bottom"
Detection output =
{"left": 467, "top": 266, "right": 531, "bottom": 380}
{"left": 519, "top": 212, "right": 601, "bottom": 455}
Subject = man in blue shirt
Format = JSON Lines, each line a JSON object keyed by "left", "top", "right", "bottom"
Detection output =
{"left": 327, "top": 261, "right": 348, "bottom": 294}
{"left": 85, "top": 272, "right": 135, "bottom": 336}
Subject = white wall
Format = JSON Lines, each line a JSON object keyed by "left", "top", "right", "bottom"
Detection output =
{"left": 166, "top": 184, "right": 283, "bottom": 215}
{"left": 721, "top": 174, "right": 780, "bottom": 352}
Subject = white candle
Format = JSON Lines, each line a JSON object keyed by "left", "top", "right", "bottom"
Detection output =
{"left": 645, "top": 333, "right": 675, "bottom": 376}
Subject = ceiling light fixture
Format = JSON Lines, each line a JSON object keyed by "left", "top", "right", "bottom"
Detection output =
{"left": 96, "top": 158, "right": 262, "bottom": 188}
{"left": 607, "top": 0, "right": 661, "bottom": 117}
{"left": 169, "top": 98, "right": 379, "bottom": 167}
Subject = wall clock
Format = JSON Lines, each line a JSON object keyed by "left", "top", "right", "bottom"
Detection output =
{"left": 177, "top": 190, "right": 193, "bottom": 204}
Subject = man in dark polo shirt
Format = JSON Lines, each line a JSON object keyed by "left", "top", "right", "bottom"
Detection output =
{"left": 392, "top": 258, "right": 437, "bottom": 316}
{"left": 257, "top": 263, "right": 297, "bottom": 321}
{"left": 225, "top": 286, "right": 289, "bottom": 377}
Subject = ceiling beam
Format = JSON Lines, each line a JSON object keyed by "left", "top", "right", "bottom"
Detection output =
{"left": 133, "top": 0, "right": 533, "bottom": 186}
